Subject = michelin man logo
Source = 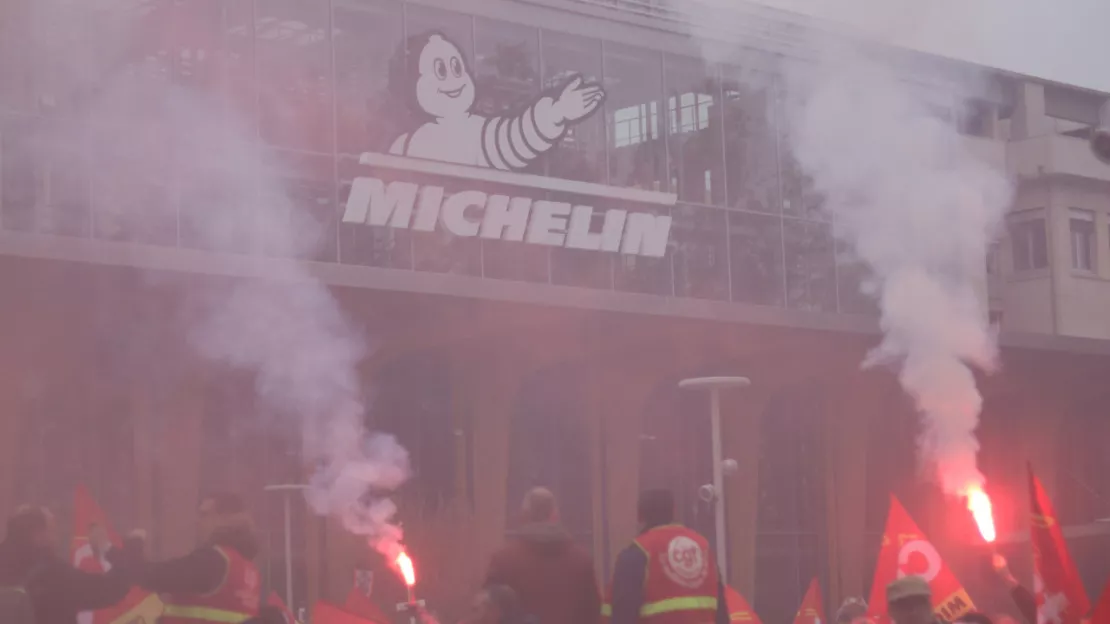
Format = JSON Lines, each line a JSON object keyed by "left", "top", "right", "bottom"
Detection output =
{"left": 389, "top": 31, "right": 605, "bottom": 170}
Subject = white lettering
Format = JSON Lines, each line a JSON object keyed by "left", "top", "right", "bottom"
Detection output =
{"left": 344, "top": 178, "right": 417, "bottom": 228}
{"left": 442, "top": 190, "right": 486, "bottom": 237}
{"left": 565, "top": 205, "right": 602, "bottom": 251}
{"left": 527, "top": 201, "right": 571, "bottom": 246}
{"left": 481, "top": 195, "right": 531, "bottom": 242}
{"left": 600, "top": 209, "right": 627, "bottom": 253}
{"left": 621, "top": 211, "right": 672, "bottom": 258}
{"left": 413, "top": 185, "right": 444, "bottom": 232}
{"left": 341, "top": 178, "right": 674, "bottom": 257}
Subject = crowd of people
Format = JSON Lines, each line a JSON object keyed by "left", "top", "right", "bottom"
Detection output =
{"left": 0, "top": 487, "right": 1053, "bottom": 624}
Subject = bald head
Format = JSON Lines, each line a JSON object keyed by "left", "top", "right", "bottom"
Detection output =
{"left": 521, "top": 487, "right": 558, "bottom": 524}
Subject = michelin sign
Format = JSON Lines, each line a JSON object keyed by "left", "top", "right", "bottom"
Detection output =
{"left": 341, "top": 31, "right": 674, "bottom": 258}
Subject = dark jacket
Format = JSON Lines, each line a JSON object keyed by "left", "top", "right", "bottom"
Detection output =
{"left": 1010, "top": 584, "right": 1036, "bottom": 624}
{"left": 485, "top": 522, "right": 601, "bottom": 624}
{"left": 137, "top": 525, "right": 260, "bottom": 596}
{"left": 609, "top": 524, "right": 728, "bottom": 624}
{"left": 0, "top": 540, "right": 138, "bottom": 624}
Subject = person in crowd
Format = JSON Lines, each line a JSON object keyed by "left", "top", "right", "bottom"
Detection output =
{"left": 990, "top": 554, "right": 1036, "bottom": 624}
{"left": 605, "top": 489, "right": 727, "bottom": 624}
{"left": 461, "top": 585, "right": 535, "bottom": 624}
{"left": 886, "top": 577, "right": 942, "bottom": 624}
{"left": 0, "top": 505, "right": 139, "bottom": 624}
{"left": 836, "top": 597, "right": 872, "bottom": 624}
{"left": 136, "top": 492, "right": 262, "bottom": 623}
{"left": 486, "top": 487, "right": 601, "bottom": 624}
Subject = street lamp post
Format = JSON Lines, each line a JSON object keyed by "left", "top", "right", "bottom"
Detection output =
{"left": 678, "top": 376, "right": 750, "bottom": 583}
{"left": 264, "top": 484, "right": 308, "bottom": 612}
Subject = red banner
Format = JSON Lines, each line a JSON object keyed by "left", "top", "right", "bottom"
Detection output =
{"left": 1029, "top": 466, "right": 1090, "bottom": 624}
{"left": 793, "top": 578, "right": 825, "bottom": 624}
{"left": 866, "top": 495, "right": 975, "bottom": 623}
{"left": 725, "top": 585, "right": 763, "bottom": 624}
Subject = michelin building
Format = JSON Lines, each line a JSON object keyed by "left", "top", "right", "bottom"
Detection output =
{"left": 0, "top": 0, "right": 1108, "bottom": 620}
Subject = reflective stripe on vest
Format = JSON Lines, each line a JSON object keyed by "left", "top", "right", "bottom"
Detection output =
{"left": 161, "top": 604, "right": 253, "bottom": 623}
{"left": 599, "top": 596, "right": 717, "bottom": 618}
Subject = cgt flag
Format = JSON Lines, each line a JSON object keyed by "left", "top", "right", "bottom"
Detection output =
{"left": 71, "top": 485, "right": 163, "bottom": 624}
{"left": 1029, "top": 465, "right": 1090, "bottom": 624}
{"left": 867, "top": 496, "right": 975, "bottom": 623}
{"left": 793, "top": 578, "right": 826, "bottom": 624}
{"left": 725, "top": 585, "right": 763, "bottom": 624}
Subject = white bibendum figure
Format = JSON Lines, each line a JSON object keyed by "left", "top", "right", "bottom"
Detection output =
{"left": 389, "top": 31, "right": 605, "bottom": 170}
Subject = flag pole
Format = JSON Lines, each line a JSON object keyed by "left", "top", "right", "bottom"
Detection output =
{"left": 265, "top": 484, "right": 308, "bottom": 612}
{"left": 679, "top": 376, "right": 750, "bottom": 583}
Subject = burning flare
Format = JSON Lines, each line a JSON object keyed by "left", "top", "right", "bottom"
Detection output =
{"left": 967, "top": 487, "right": 996, "bottom": 543}
{"left": 396, "top": 551, "right": 416, "bottom": 587}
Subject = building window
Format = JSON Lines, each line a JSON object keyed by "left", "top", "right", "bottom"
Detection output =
{"left": 1069, "top": 209, "right": 1095, "bottom": 271}
{"left": 1010, "top": 217, "right": 1048, "bottom": 271}
{"left": 613, "top": 102, "right": 660, "bottom": 148}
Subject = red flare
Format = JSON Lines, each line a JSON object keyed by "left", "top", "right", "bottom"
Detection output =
{"left": 967, "top": 486, "right": 996, "bottom": 543}
{"left": 396, "top": 551, "right": 416, "bottom": 587}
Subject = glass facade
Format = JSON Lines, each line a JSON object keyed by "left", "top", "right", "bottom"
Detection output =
{"left": 0, "top": 0, "right": 879, "bottom": 318}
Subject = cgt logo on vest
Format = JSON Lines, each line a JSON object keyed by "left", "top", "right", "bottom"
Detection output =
{"left": 342, "top": 177, "right": 673, "bottom": 258}
{"left": 663, "top": 535, "right": 709, "bottom": 589}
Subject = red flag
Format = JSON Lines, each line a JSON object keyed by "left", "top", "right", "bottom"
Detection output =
{"left": 1029, "top": 466, "right": 1090, "bottom": 624}
{"left": 1090, "top": 576, "right": 1110, "bottom": 624}
{"left": 866, "top": 496, "right": 975, "bottom": 623}
{"left": 725, "top": 585, "right": 763, "bottom": 624}
{"left": 793, "top": 578, "right": 826, "bottom": 624}
{"left": 314, "top": 600, "right": 385, "bottom": 624}
{"left": 71, "top": 485, "right": 163, "bottom": 624}
{"left": 267, "top": 591, "right": 297, "bottom": 624}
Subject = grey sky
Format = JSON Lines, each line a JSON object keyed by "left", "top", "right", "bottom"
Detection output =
{"left": 747, "top": 0, "right": 1110, "bottom": 92}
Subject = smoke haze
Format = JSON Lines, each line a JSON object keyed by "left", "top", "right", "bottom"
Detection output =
{"left": 677, "top": 0, "right": 1013, "bottom": 495}
{"left": 17, "top": 0, "right": 411, "bottom": 551}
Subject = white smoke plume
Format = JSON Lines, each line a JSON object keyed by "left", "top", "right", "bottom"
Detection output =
{"left": 16, "top": 1, "right": 411, "bottom": 551}
{"left": 677, "top": 0, "right": 1013, "bottom": 496}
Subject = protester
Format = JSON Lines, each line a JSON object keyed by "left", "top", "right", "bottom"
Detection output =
{"left": 0, "top": 505, "right": 139, "bottom": 624}
{"left": 486, "top": 487, "right": 601, "bottom": 624}
{"left": 605, "top": 489, "right": 727, "bottom": 624}
{"left": 136, "top": 492, "right": 262, "bottom": 622}
{"left": 461, "top": 585, "right": 536, "bottom": 624}
{"left": 886, "top": 577, "right": 942, "bottom": 624}
{"left": 954, "top": 613, "right": 994, "bottom": 624}
{"left": 990, "top": 554, "right": 1036, "bottom": 624}
{"left": 836, "top": 597, "right": 871, "bottom": 624}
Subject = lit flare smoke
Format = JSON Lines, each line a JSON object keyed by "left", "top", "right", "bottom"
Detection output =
{"left": 18, "top": 0, "right": 411, "bottom": 553}
{"left": 675, "top": 1, "right": 1012, "bottom": 496}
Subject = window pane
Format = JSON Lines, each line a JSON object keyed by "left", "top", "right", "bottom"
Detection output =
{"left": 478, "top": 182, "right": 549, "bottom": 284}
{"left": 835, "top": 241, "right": 879, "bottom": 316}
{"left": 336, "top": 157, "right": 414, "bottom": 270}
{"left": 664, "top": 56, "right": 724, "bottom": 206}
{"left": 784, "top": 218, "right": 836, "bottom": 312}
{"left": 614, "top": 206, "right": 673, "bottom": 296}
{"left": 170, "top": 0, "right": 226, "bottom": 90}
{"left": 729, "top": 211, "right": 784, "bottom": 306}
{"left": 473, "top": 18, "right": 539, "bottom": 119}
{"left": 604, "top": 43, "right": 665, "bottom": 191}
{"left": 780, "top": 123, "right": 825, "bottom": 219}
{"left": 259, "top": 151, "right": 337, "bottom": 262}
{"left": 1, "top": 123, "right": 43, "bottom": 232}
{"left": 179, "top": 163, "right": 256, "bottom": 254}
{"left": 672, "top": 205, "right": 728, "bottom": 301}
{"left": 541, "top": 31, "right": 606, "bottom": 184}
{"left": 550, "top": 195, "right": 614, "bottom": 290}
{"left": 223, "top": 0, "right": 256, "bottom": 120}
{"left": 411, "top": 179, "right": 482, "bottom": 277}
{"left": 1011, "top": 218, "right": 1047, "bottom": 271}
{"left": 1069, "top": 212, "right": 1095, "bottom": 271}
{"left": 91, "top": 151, "right": 177, "bottom": 246}
{"left": 334, "top": 0, "right": 405, "bottom": 155}
{"left": 0, "top": 8, "right": 36, "bottom": 112}
{"left": 256, "top": 0, "right": 333, "bottom": 153}
{"left": 721, "top": 71, "right": 779, "bottom": 213}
